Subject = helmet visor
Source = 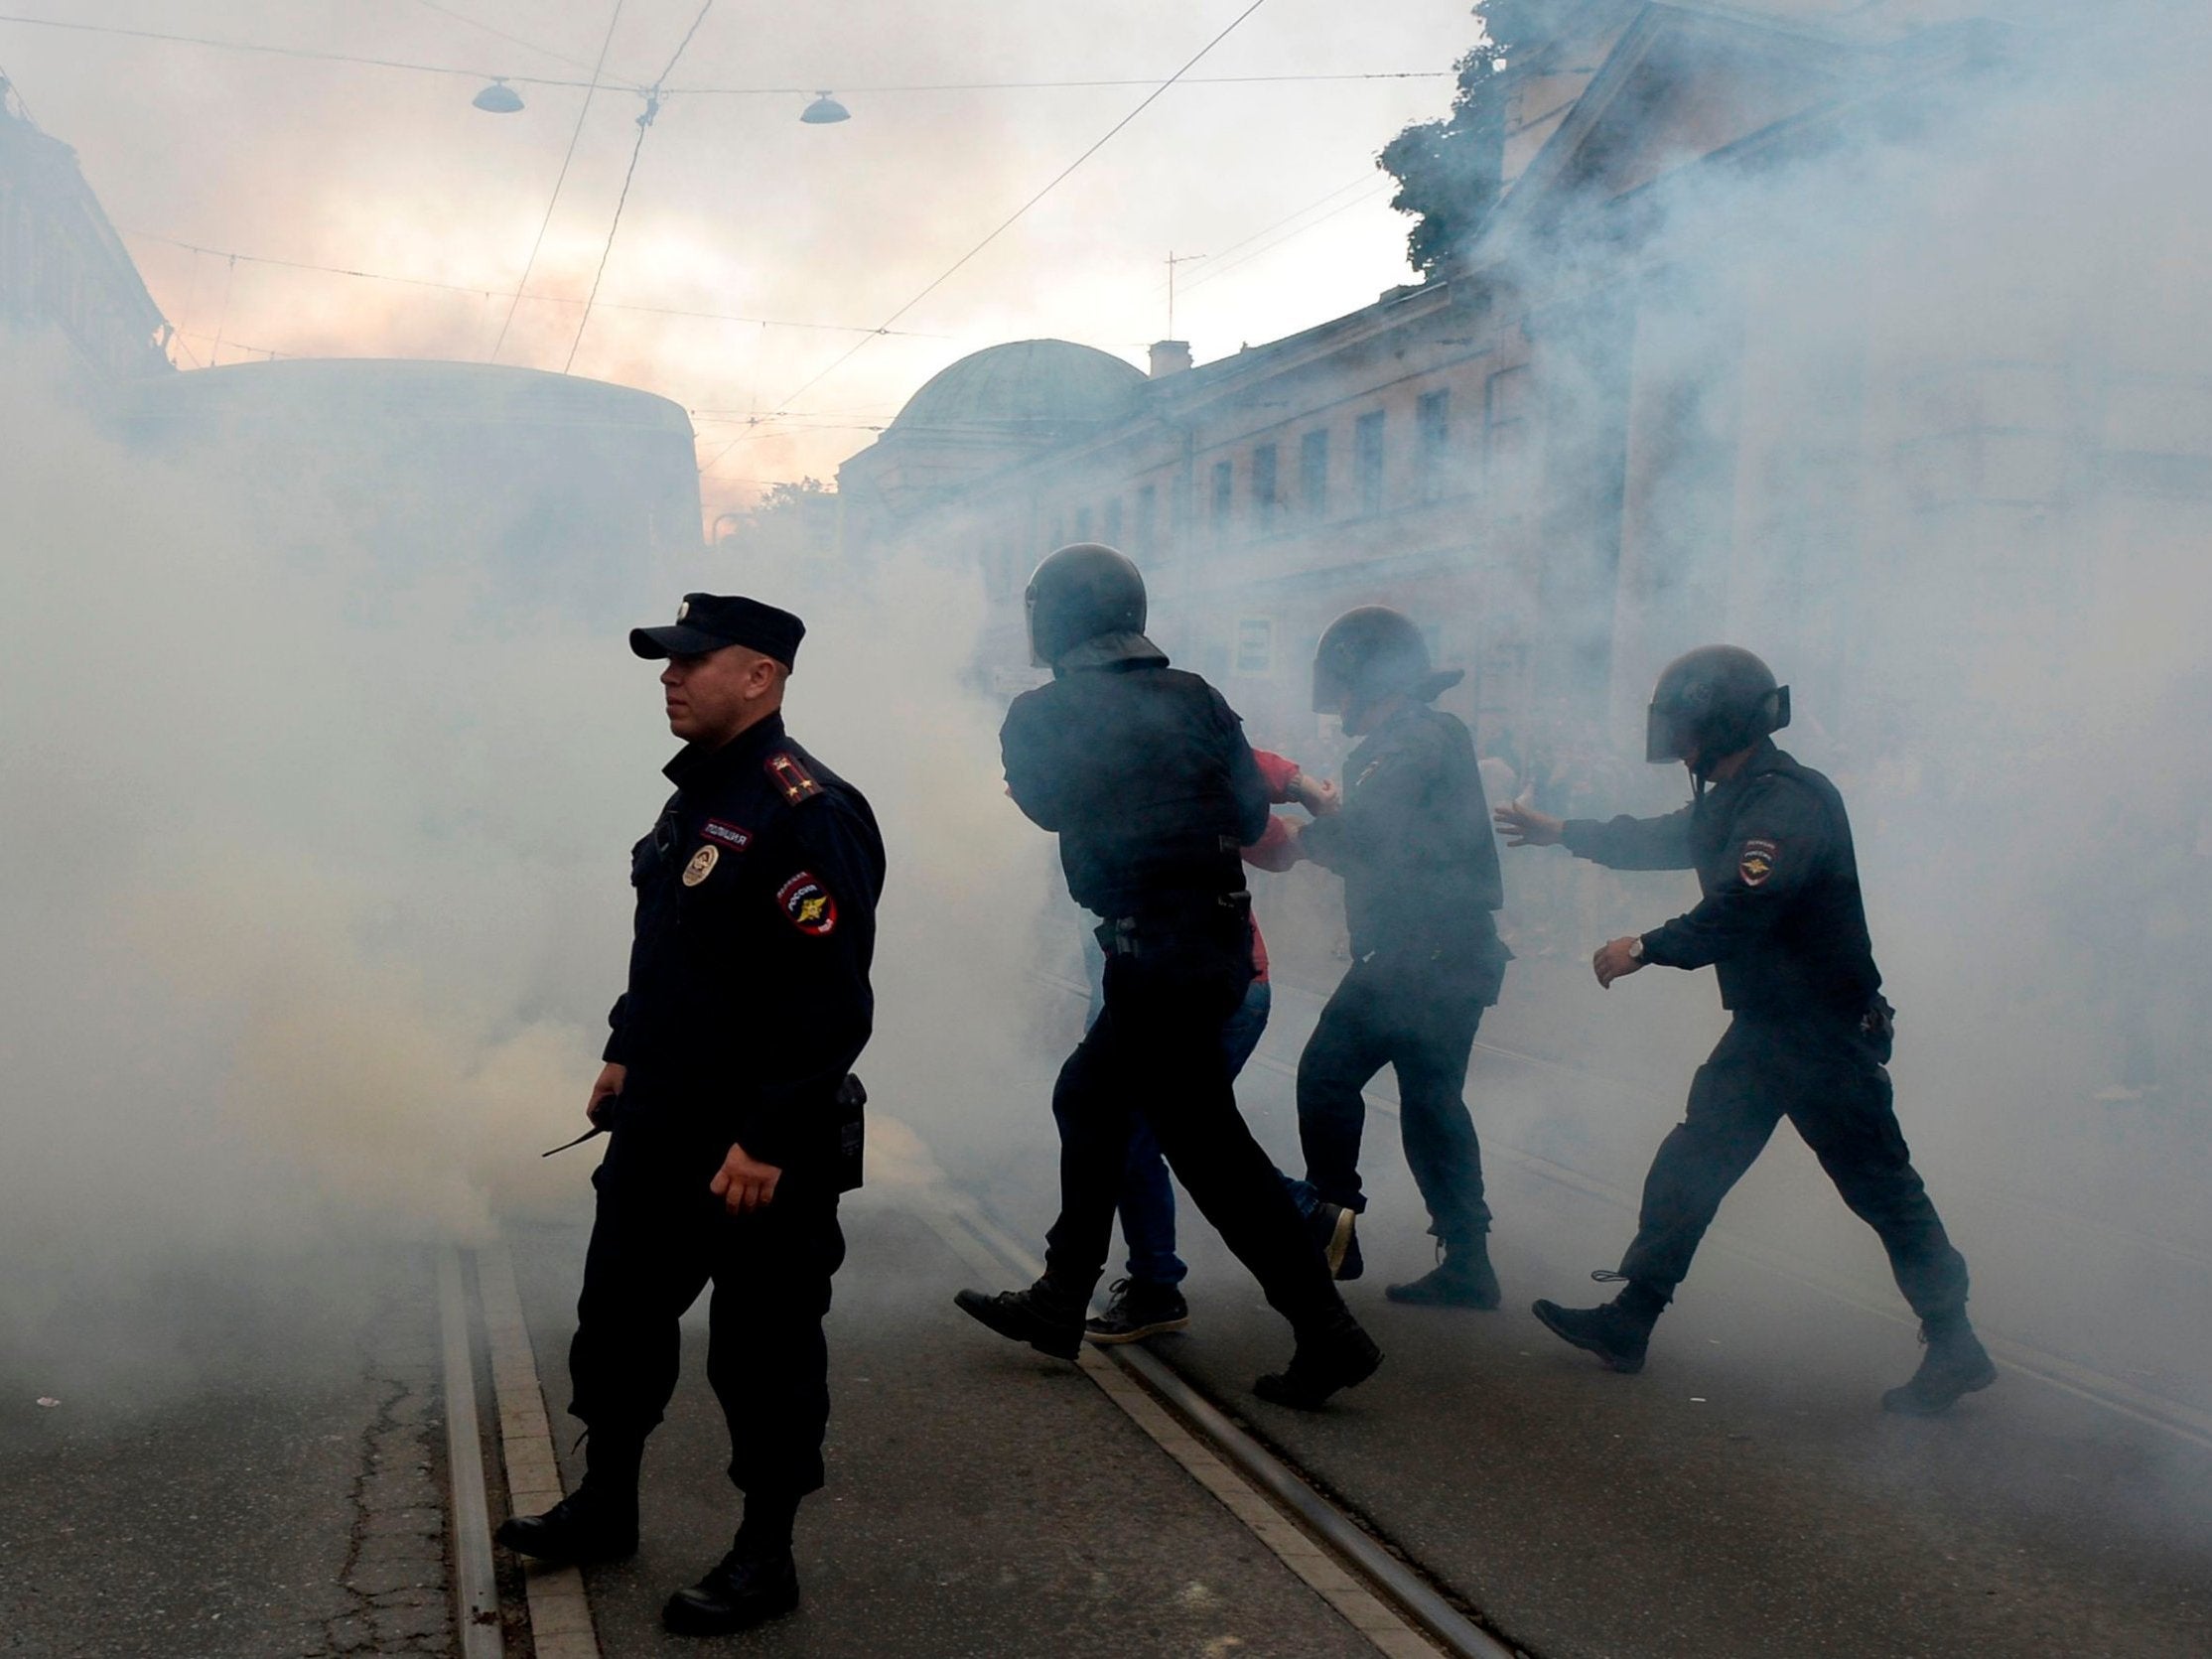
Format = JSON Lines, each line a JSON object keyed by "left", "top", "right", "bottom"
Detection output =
{"left": 1646, "top": 701, "right": 1690, "bottom": 764}
{"left": 1025, "top": 588, "right": 1047, "bottom": 668}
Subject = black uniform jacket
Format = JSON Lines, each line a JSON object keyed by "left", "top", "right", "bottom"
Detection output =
{"left": 1000, "top": 632, "right": 1267, "bottom": 918}
{"left": 604, "top": 712, "right": 885, "bottom": 1172}
{"left": 1561, "top": 741, "right": 1879, "bottom": 1019}
{"left": 1299, "top": 700, "right": 1509, "bottom": 991}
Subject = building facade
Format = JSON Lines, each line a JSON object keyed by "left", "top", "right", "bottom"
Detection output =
{"left": 0, "top": 77, "right": 171, "bottom": 381}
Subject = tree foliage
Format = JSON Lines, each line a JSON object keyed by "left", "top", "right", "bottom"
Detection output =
{"left": 1381, "top": 1, "right": 1556, "bottom": 275}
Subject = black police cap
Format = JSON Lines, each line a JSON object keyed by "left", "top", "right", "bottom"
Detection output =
{"left": 630, "top": 593, "right": 805, "bottom": 667}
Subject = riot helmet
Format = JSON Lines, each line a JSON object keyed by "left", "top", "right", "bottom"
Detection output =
{"left": 1645, "top": 645, "right": 1790, "bottom": 772}
{"left": 1312, "top": 606, "right": 1463, "bottom": 723}
{"left": 1025, "top": 543, "right": 1147, "bottom": 668}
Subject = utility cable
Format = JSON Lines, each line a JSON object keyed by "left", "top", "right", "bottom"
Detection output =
{"left": 770, "top": 0, "right": 1281, "bottom": 417}
{"left": 121, "top": 228, "right": 942, "bottom": 336}
{"left": 562, "top": 0, "right": 716, "bottom": 374}
{"left": 0, "top": 16, "right": 1440, "bottom": 95}
{"left": 409, "top": 0, "right": 638, "bottom": 83}
{"left": 490, "top": 0, "right": 625, "bottom": 363}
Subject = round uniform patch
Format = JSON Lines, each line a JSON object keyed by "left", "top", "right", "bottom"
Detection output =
{"left": 776, "top": 872, "right": 838, "bottom": 935}
{"left": 682, "top": 844, "right": 719, "bottom": 887}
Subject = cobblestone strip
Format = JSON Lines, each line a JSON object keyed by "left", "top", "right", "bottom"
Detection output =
{"left": 306, "top": 1268, "right": 457, "bottom": 1658}
{"left": 476, "top": 1239, "right": 603, "bottom": 1659}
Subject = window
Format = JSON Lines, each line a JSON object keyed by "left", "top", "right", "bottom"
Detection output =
{"left": 1104, "top": 496, "right": 1123, "bottom": 547}
{"left": 1234, "top": 617, "right": 1276, "bottom": 676}
{"left": 1136, "top": 484, "right": 1158, "bottom": 553}
{"left": 1355, "top": 410, "right": 1387, "bottom": 515}
{"left": 1211, "top": 459, "right": 1234, "bottom": 529}
{"left": 1485, "top": 365, "right": 1532, "bottom": 515}
{"left": 1074, "top": 504, "right": 1093, "bottom": 542}
{"left": 1417, "top": 389, "right": 1451, "bottom": 501}
{"left": 1300, "top": 428, "right": 1329, "bottom": 517}
{"left": 1251, "top": 443, "right": 1279, "bottom": 533}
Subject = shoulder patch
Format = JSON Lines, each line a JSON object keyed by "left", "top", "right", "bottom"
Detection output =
{"left": 700, "top": 818, "right": 752, "bottom": 851}
{"left": 776, "top": 872, "right": 839, "bottom": 936}
{"left": 1738, "top": 838, "right": 1779, "bottom": 888}
{"left": 766, "top": 752, "right": 824, "bottom": 805}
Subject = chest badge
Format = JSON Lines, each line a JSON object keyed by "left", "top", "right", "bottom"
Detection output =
{"left": 682, "top": 845, "right": 720, "bottom": 887}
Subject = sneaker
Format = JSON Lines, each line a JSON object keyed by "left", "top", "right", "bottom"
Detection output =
{"left": 1253, "top": 1317, "right": 1383, "bottom": 1410}
{"left": 1386, "top": 1240, "right": 1500, "bottom": 1310}
{"left": 493, "top": 1479, "right": 639, "bottom": 1565}
{"left": 1881, "top": 1320, "right": 1997, "bottom": 1416}
{"left": 1309, "top": 1202, "right": 1360, "bottom": 1280}
{"left": 954, "top": 1283, "right": 1084, "bottom": 1361}
{"left": 1084, "top": 1278, "right": 1190, "bottom": 1344}
{"left": 1531, "top": 1298, "right": 1652, "bottom": 1374}
{"left": 661, "top": 1545, "right": 800, "bottom": 1636}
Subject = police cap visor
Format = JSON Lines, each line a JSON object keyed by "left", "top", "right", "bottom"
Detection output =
{"left": 631, "top": 593, "right": 805, "bottom": 666}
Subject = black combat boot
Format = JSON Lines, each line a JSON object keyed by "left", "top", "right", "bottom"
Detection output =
{"left": 1386, "top": 1237, "right": 1501, "bottom": 1310}
{"left": 1531, "top": 1278, "right": 1663, "bottom": 1374}
{"left": 662, "top": 1546, "right": 800, "bottom": 1636}
{"left": 1084, "top": 1278, "right": 1190, "bottom": 1344}
{"left": 954, "top": 1279, "right": 1085, "bottom": 1361}
{"left": 1881, "top": 1314, "right": 1997, "bottom": 1416}
{"left": 494, "top": 1455, "right": 640, "bottom": 1564}
{"left": 1309, "top": 1202, "right": 1361, "bottom": 1281}
{"left": 1253, "top": 1315, "right": 1383, "bottom": 1411}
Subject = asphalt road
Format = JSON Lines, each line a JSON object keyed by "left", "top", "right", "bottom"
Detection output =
{"left": 505, "top": 1201, "right": 1379, "bottom": 1659}
{"left": 0, "top": 1246, "right": 454, "bottom": 1659}
{"left": 962, "top": 979, "right": 2212, "bottom": 1659}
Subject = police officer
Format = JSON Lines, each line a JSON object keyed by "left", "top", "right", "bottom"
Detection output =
{"left": 1279, "top": 608, "right": 1512, "bottom": 1306}
{"left": 1495, "top": 646, "right": 1994, "bottom": 1414}
{"left": 955, "top": 545, "right": 1380, "bottom": 1409}
{"left": 495, "top": 594, "right": 886, "bottom": 1633}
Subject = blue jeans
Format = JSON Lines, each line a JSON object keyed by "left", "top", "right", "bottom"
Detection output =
{"left": 1083, "top": 926, "right": 1273, "bottom": 1287}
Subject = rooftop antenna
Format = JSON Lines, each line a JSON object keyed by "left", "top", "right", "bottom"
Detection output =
{"left": 1165, "top": 249, "right": 1206, "bottom": 340}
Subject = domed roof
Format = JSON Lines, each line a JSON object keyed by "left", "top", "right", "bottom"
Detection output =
{"left": 891, "top": 340, "right": 1145, "bottom": 434}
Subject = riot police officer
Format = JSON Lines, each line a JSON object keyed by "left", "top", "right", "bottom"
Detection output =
{"left": 955, "top": 545, "right": 1380, "bottom": 1410}
{"left": 496, "top": 594, "right": 886, "bottom": 1633}
{"left": 1495, "top": 646, "right": 1994, "bottom": 1415}
{"left": 1279, "top": 608, "right": 1512, "bottom": 1306}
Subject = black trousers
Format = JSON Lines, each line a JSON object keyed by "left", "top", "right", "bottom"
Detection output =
{"left": 568, "top": 1099, "right": 847, "bottom": 1495}
{"left": 1297, "top": 953, "right": 1496, "bottom": 1251}
{"left": 1045, "top": 920, "right": 1345, "bottom": 1335}
{"left": 1617, "top": 1014, "right": 1970, "bottom": 1319}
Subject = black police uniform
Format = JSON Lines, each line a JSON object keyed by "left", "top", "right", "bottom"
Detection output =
{"left": 1561, "top": 739, "right": 1969, "bottom": 1317}
{"left": 1295, "top": 700, "right": 1511, "bottom": 1253}
{"left": 572, "top": 711, "right": 885, "bottom": 1500}
{"left": 1000, "top": 632, "right": 1346, "bottom": 1333}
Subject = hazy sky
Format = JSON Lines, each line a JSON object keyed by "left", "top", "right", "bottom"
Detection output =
{"left": 2, "top": 0, "right": 1483, "bottom": 504}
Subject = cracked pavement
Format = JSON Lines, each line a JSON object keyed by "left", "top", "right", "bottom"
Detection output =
{"left": 0, "top": 1245, "right": 455, "bottom": 1659}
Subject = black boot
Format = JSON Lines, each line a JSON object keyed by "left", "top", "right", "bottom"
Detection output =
{"left": 954, "top": 1279, "right": 1085, "bottom": 1361}
{"left": 1084, "top": 1278, "right": 1190, "bottom": 1344}
{"left": 661, "top": 1545, "right": 800, "bottom": 1636}
{"left": 1531, "top": 1280, "right": 1661, "bottom": 1374}
{"left": 494, "top": 1469, "right": 639, "bottom": 1565}
{"left": 1308, "top": 1202, "right": 1362, "bottom": 1281}
{"left": 1253, "top": 1316, "right": 1383, "bottom": 1411}
{"left": 1386, "top": 1237, "right": 1501, "bottom": 1310}
{"left": 1881, "top": 1316, "right": 1997, "bottom": 1416}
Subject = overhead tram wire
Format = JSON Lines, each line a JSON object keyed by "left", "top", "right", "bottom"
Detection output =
{"left": 119, "top": 229, "right": 942, "bottom": 337}
{"left": 410, "top": 0, "right": 631, "bottom": 81}
{"left": 1175, "top": 177, "right": 1395, "bottom": 298}
{"left": 489, "top": 0, "right": 626, "bottom": 364}
{"left": 768, "top": 0, "right": 1283, "bottom": 420}
{"left": 562, "top": 0, "right": 717, "bottom": 374}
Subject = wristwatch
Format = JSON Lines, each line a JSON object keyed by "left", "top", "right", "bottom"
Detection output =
{"left": 1627, "top": 936, "right": 1647, "bottom": 962}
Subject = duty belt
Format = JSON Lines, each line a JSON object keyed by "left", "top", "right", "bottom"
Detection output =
{"left": 1102, "top": 890, "right": 1251, "bottom": 956}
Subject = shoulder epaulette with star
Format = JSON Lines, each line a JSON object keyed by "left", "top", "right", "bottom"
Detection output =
{"left": 766, "top": 751, "right": 825, "bottom": 805}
